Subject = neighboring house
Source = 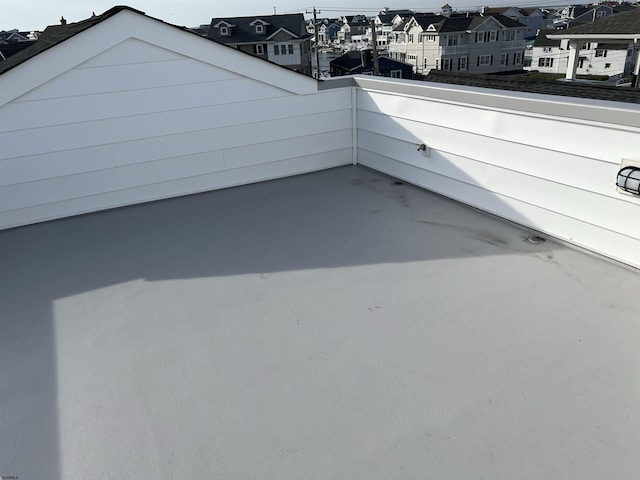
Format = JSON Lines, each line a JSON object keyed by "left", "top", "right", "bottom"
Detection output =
{"left": 317, "top": 19, "right": 342, "bottom": 44}
{"left": 0, "top": 30, "right": 39, "bottom": 60}
{"left": 554, "top": 4, "right": 615, "bottom": 28}
{"left": 329, "top": 49, "right": 413, "bottom": 78}
{"left": 0, "top": 6, "right": 352, "bottom": 230}
{"left": 483, "top": 7, "right": 549, "bottom": 39}
{"left": 337, "top": 15, "right": 369, "bottom": 43}
{"left": 372, "top": 9, "right": 414, "bottom": 49}
{"left": 388, "top": 10, "right": 526, "bottom": 76}
{"left": 208, "top": 14, "right": 312, "bottom": 76}
{"left": 528, "top": 28, "right": 634, "bottom": 79}
{"left": 547, "top": 7, "right": 640, "bottom": 84}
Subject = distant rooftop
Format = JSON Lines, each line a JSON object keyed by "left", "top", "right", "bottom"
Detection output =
{"left": 425, "top": 70, "right": 640, "bottom": 104}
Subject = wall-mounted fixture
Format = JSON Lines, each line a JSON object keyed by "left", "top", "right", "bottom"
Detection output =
{"left": 616, "top": 158, "right": 640, "bottom": 196}
{"left": 416, "top": 143, "right": 430, "bottom": 157}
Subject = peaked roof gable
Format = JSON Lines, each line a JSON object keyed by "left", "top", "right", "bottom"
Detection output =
{"left": 0, "top": 6, "right": 317, "bottom": 106}
{"left": 266, "top": 27, "right": 299, "bottom": 40}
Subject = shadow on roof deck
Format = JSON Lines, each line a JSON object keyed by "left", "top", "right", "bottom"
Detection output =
{"left": 1, "top": 165, "right": 639, "bottom": 479}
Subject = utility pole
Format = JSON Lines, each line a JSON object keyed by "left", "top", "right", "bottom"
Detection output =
{"left": 306, "top": 7, "right": 322, "bottom": 78}
{"left": 370, "top": 19, "right": 379, "bottom": 76}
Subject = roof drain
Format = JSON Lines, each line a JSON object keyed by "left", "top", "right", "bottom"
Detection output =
{"left": 524, "top": 235, "right": 545, "bottom": 245}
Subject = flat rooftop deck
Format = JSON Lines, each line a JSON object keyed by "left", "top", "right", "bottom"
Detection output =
{"left": 2, "top": 165, "right": 639, "bottom": 479}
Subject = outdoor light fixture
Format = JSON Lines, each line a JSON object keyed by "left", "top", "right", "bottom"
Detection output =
{"left": 616, "top": 166, "right": 640, "bottom": 195}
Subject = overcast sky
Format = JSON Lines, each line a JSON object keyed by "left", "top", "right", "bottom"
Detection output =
{"left": 3, "top": 0, "right": 555, "bottom": 31}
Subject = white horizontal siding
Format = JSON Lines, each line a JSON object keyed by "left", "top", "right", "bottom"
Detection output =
{"left": 1, "top": 149, "right": 352, "bottom": 229}
{"left": 0, "top": 79, "right": 290, "bottom": 132}
{"left": 358, "top": 90, "right": 637, "bottom": 163}
{"left": 0, "top": 36, "right": 352, "bottom": 229}
{"left": 355, "top": 86, "right": 640, "bottom": 268}
{"left": 77, "top": 37, "right": 186, "bottom": 68}
{"left": 14, "top": 58, "right": 241, "bottom": 102}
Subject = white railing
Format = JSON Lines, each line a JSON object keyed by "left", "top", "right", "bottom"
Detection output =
{"left": 438, "top": 45, "right": 470, "bottom": 55}
{"left": 502, "top": 40, "right": 526, "bottom": 50}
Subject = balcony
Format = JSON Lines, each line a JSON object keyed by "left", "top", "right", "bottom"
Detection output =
{"left": 502, "top": 40, "right": 526, "bottom": 50}
{"left": 2, "top": 43, "right": 640, "bottom": 480}
{"left": 438, "top": 44, "right": 470, "bottom": 56}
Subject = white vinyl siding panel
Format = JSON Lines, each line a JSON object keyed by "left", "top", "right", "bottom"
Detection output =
{"left": 0, "top": 39, "right": 352, "bottom": 229}
{"left": 355, "top": 88, "right": 640, "bottom": 268}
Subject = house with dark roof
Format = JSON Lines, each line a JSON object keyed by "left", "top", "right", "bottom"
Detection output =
{"left": 553, "top": 3, "right": 624, "bottom": 29}
{"left": 387, "top": 11, "right": 526, "bottom": 75}
{"left": 315, "top": 18, "right": 342, "bottom": 45}
{"left": 208, "top": 14, "right": 312, "bottom": 76}
{"left": 483, "top": 7, "right": 549, "bottom": 39}
{"left": 0, "top": 29, "right": 39, "bottom": 61}
{"left": 337, "top": 15, "right": 369, "bottom": 43}
{"left": 547, "top": 7, "right": 640, "bottom": 84}
{"left": 329, "top": 49, "right": 413, "bottom": 78}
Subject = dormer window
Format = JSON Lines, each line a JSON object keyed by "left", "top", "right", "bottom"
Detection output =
{"left": 250, "top": 19, "right": 269, "bottom": 35}
{"left": 220, "top": 26, "right": 229, "bottom": 36}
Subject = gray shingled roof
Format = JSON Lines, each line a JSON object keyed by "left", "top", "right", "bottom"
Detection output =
{"left": 557, "top": 7, "right": 640, "bottom": 35}
{"left": 0, "top": 6, "right": 199, "bottom": 75}
{"left": 534, "top": 29, "right": 561, "bottom": 47}
{"left": 425, "top": 70, "right": 640, "bottom": 104}
{"left": 208, "top": 14, "right": 310, "bottom": 44}
{"left": 410, "top": 13, "right": 522, "bottom": 33}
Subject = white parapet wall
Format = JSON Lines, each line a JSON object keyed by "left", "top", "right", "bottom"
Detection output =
{"left": 322, "top": 76, "right": 640, "bottom": 269}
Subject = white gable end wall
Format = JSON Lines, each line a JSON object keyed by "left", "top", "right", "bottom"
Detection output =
{"left": 0, "top": 10, "right": 352, "bottom": 229}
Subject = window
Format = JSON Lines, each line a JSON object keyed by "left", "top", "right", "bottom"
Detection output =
{"left": 500, "top": 53, "right": 508, "bottom": 66}
{"left": 605, "top": 63, "right": 611, "bottom": 68}
{"left": 256, "top": 24, "right": 264, "bottom": 34}
{"left": 427, "top": 34, "right": 436, "bottom": 41}
{"left": 443, "top": 58, "right": 452, "bottom": 70}
{"left": 390, "top": 70, "right": 402, "bottom": 78}
{"left": 578, "top": 58, "right": 585, "bottom": 68}
{"left": 273, "top": 45, "right": 280, "bottom": 55}
{"left": 478, "top": 54, "right": 492, "bottom": 66}
{"left": 504, "top": 30, "right": 516, "bottom": 41}
{"left": 424, "top": 58, "right": 428, "bottom": 69}
{"left": 220, "top": 26, "right": 229, "bottom": 36}
{"left": 476, "top": 31, "right": 497, "bottom": 43}
{"left": 538, "top": 57, "right": 553, "bottom": 67}
{"left": 581, "top": 42, "right": 590, "bottom": 50}
{"left": 447, "top": 35, "right": 458, "bottom": 46}
{"left": 408, "top": 34, "right": 414, "bottom": 42}
{"left": 409, "top": 54, "right": 417, "bottom": 60}
{"left": 255, "top": 44, "right": 264, "bottom": 55}
{"left": 514, "top": 52, "right": 522, "bottom": 64}
{"left": 596, "top": 10, "right": 607, "bottom": 19}
{"left": 458, "top": 56, "right": 467, "bottom": 70}
{"left": 543, "top": 47, "right": 552, "bottom": 53}
{"left": 595, "top": 49, "right": 607, "bottom": 57}
{"left": 288, "top": 44, "right": 294, "bottom": 54}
